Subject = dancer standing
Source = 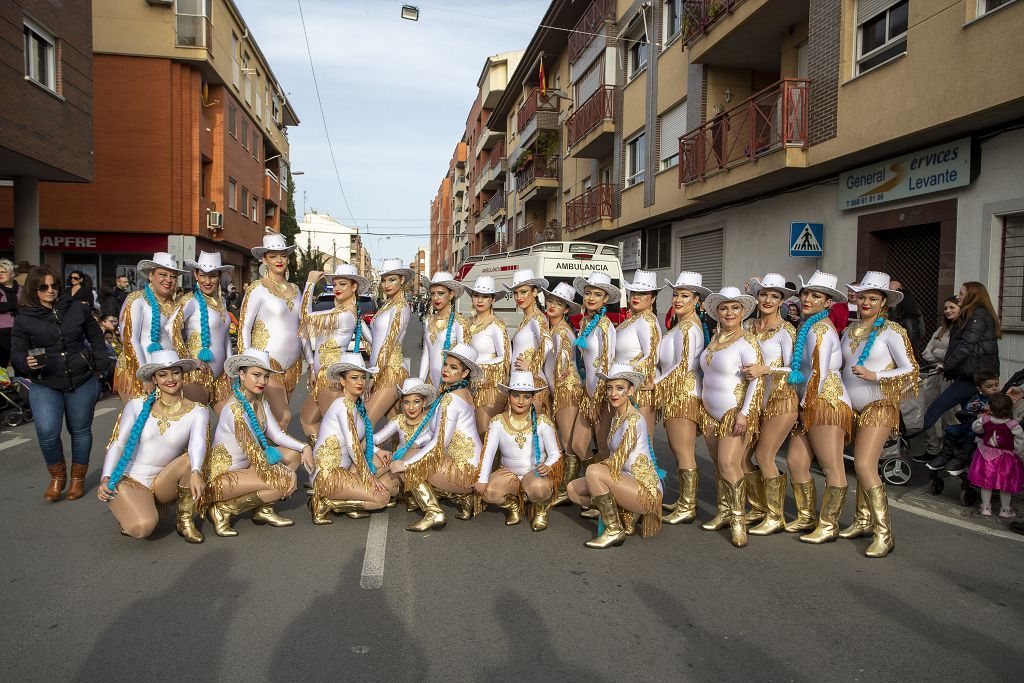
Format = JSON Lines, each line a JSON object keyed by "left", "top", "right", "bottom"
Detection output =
{"left": 365, "top": 258, "right": 414, "bottom": 423}
{"left": 655, "top": 272, "right": 711, "bottom": 525}
{"left": 571, "top": 272, "right": 619, "bottom": 463}
{"left": 98, "top": 350, "right": 207, "bottom": 543}
{"left": 837, "top": 272, "right": 918, "bottom": 557}
{"left": 615, "top": 270, "right": 663, "bottom": 432}
{"left": 115, "top": 252, "right": 185, "bottom": 401}
{"left": 172, "top": 251, "right": 234, "bottom": 410}
{"left": 475, "top": 371, "right": 562, "bottom": 531}
{"left": 238, "top": 234, "right": 303, "bottom": 428}
{"left": 418, "top": 271, "right": 467, "bottom": 387}
{"left": 507, "top": 269, "right": 551, "bottom": 416}
{"left": 464, "top": 276, "right": 511, "bottom": 432}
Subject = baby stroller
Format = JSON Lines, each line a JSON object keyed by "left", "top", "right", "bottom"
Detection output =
{"left": 0, "top": 371, "right": 32, "bottom": 427}
{"left": 927, "top": 410, "right": 980, "bottom": 506}
{"left": 842, "top": 434, "right": 913, "bottom": 486}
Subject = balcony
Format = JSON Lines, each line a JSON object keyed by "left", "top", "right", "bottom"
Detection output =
{"left": 679, "top": 78, "right": 810, "bottom": 197}
{"left": 513, "top": 154, "right": 559, "bottom": 202}
{"left": 565, "top": 183, "right": 615, "bottom": 234}
{"left": 569, "top": 0, "right": 614, "bottom": 66}
{"left": 479, "top": 241, "right": 506, "bottom": 256}
{"left": 480, "top": 191, "right": 507, "bottom": 229}
{"left": 566, "top": 86, "right": 616, "bottom": 158}
{"left": 517, "top": 88, "right": 559, "bottom": 145}
{"left": 513, "top": 220, "right": 561, "bottom": 250}
{"left": 684, "top": 1, "right": 809, "bottom": 70}
{"left": 474, "top": 126, "right": 503, "bottom": 159}
{"left": 263, "top": 170, "right": 280, "bottom": 205}
{"left": 682, "top": 0, "right": 747, "bottom": 46}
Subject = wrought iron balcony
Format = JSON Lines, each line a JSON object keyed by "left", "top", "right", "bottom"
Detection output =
{"left": 517, "top": 88, "right": 559, "bottom": 141}
{"left": 513, "top": 154, "right": 559, "bottom": 194}
{"left": 566, "top": 85, "right": 616, "bottom": 156}
{"left": 565, "top": 183, "right": 615, "bottom": 233}
{"left": 569, "top": 0, "right": 615, "bottom": 64}
{"left": 682, "top": 0, "right": 747, "bottom": 46}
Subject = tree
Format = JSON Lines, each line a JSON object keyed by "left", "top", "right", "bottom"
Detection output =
{"left": 280, "top": 174, "right": 300, "bottom": 277}
{"left": 293, "top": 236, "right": 328, "bottom": 291}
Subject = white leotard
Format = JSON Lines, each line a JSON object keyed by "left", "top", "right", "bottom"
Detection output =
{"left": 102, "top": 399, "right": 209, "bottom": 488}
{"left": 477, "top": 412, "right": 561, "bottom": 483}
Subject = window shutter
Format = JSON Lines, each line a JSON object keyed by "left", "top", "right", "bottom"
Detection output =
{"left": 576, "top": 59, "right": 602, "bottom": 105}
{"left": 659, "top": 102, "right": 688, "bottom": 161}
{"left": 680, "top": 229, "right": 724, "bottom": 291}
{"left": 857, "top": 0, "right": 902, "bottom": 25}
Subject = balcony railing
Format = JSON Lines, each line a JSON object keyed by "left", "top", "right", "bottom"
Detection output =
{"left": 569, "top": 0, "right": 615, "bottom": 63}
{"left": 264, "top": 170, "right": 280, "bottom": 204}
{"left": 484, "top": 140, "right": 506, "bottom": 174}
{"left": 682, "top": 0, "right": 747, "bottom": 46}
{"left": 565, "top": 183, "right": 615, "bottom": 232}
{"left": 517, "top": 88, "right": 559, "bottom": 134}
{"left": 566, "top": 85, "right": 616, "bottom": 149}
{"left": 513, "top": 220, "right": 561, "bottom": 249}
{"left": 513, "top": 155, "right": 559, "bottom": 190}
{"left": 482, "top": 190, "right": 506, "bottom": 220}
{"left": 679, "top": 78, "right": 811, "bottom": 185}
{"left": 479, "top": 241, "right": 505, "bottom": 256}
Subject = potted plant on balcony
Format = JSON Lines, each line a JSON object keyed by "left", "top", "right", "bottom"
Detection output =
{"left": 511, "top": 150, "right": 532, "bottom": 174}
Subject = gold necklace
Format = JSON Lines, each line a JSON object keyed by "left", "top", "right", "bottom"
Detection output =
{"left": 159, "top": 396, "right": 183, "bottom": 411}
{"left": 504, "top": 411, "right": 531, "bottom": 449}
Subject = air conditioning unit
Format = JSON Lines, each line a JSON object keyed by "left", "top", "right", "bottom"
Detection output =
{"left": 145, "top": 0, "right": 173, "bottom": 6}
{"left": 208, "top": 211, "right": 223, "bottom": 229}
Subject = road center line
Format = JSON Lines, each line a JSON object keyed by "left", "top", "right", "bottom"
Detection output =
{"left": 889, "top": 498, "right": 1024, "bottom": 543}
{"left": 360, "top": 510, "right": 389, "bottom": 590}
{"left": 0, "top": 437, "right": 30, "bottom": 452}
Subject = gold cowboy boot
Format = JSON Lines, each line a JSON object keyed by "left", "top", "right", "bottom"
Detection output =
{"left": 553, "top": 453, "right": 579, "bottom": 507}
{"left": 308, "top": 495, "right": 334, "bottom": 525}
{"left": 701, "top": 476, "right": 730, "bottom": 531}
{"left": 749, "top": 474, "right": 788, "bottom": 536}
{"left": 530, "top": 494, "right": 553, "bottom": 532}
{"left": 800, "top": 485, "right": 848, "bottom": 544}
{"left": 585, "top": 492, "right": 626, "bottom": 549}
{"left": 725, "top": 478, "right": 748, "bottom": 548}
{"left": 838, "top": 483, "right": 872, "bottom": 539}
{"left": 864, "top": 483, "right": 895, "bottom": 558}
{"left": 406, "top": 482, "right": 447, "bottom": 532}
{"left": 784, "top": 479, "right": 818, "bottom": 533}
{"left": 175, "top": 485, "right": 204, "bottom": 544}
{"left": 208, "top": 492, "right": 264, "bottom": 537}
{"left": 251, "top": 503, "right": 294, "bottom": 527}
{"left": 448, "top": 491, "right": 477, "bottom": 521}
{"left": 663, "top": 469, "right": 698, "bottom": 525}
{"left": 744, "top": 471, "right": 767, "bottom": 524}
{"left": 498, "top": 493, "right": 523, "bottom": 526}
{"left": 328, "top": 499, "right": 370, "bottom": 518}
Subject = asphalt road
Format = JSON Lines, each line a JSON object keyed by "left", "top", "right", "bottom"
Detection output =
{"left": 1, "top": 314, "right": 1021, "bottom": 681}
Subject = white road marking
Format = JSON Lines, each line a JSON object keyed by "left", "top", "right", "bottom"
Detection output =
{"left": 0, "top": 437, "right": 30, "bottom": 451}
{"left": 94, "top": 406, "right": 119, "bottom": 416}
{"left": 360, "top": 511, "right": 389, "bottom": 589}
{"left": 889, "top": 498, "right": 1024, "bottom": 543}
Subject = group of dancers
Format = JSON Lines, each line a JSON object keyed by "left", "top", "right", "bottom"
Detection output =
{"left": 99, "top": 233, "right": 918, "bottom": 556}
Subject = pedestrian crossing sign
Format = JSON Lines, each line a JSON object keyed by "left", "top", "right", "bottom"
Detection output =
{"left": 790, "top": 222, "right": 824, "bottom": 257}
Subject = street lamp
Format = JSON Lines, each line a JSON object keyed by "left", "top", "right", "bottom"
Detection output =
{"left": 401, "top": 5, "right": 419, "bottom": 21}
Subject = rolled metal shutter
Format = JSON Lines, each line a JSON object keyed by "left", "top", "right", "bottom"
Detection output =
{"left": 857, "top": 0, "right": 902, "bottom": 25}
{"left": 660, "top": 101, "right": 688, "bottom": 162}
{"left": 680, "top": 229, "right": 724, "bottom": 291}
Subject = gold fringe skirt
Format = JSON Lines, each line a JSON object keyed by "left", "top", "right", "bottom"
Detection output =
{"left": 113, "top": 355, "right": 145, "bottom": 399}
{"left": 551, "top": 378, "right": 583, "bottom": 417}
{"left": 374, "top": 364, "right": 409, "bottom": 395}
{"left": 856, "top": 400, "right": 900, "bottom": 438}
{"left": 620, "top": 508, "right": 662, "bottom": 538}
{"left": 313, "top": 465, "right": 371, "bottom": 498}
{"left": 185, "top": 366, "right": 233, "bottom": 404}
{"left": 705, "top": 407, "right": 759, "bottom": 449}
{"left": 270, "top": 357, "right": 303, "bottom": 395}
{"left": 762, "top": 389, "right": 800, "bottom": 423}
{"left": 797, "top": 398, "right": 854, "bottom": 442}
{"left": 405, "top": 452, "right": 480, "bottom": 492}
{"left": 474, "top": 361, "right": 508, "bottom": 408}
{"left": 578, "top": 381, "right": 607, "bottom": 426}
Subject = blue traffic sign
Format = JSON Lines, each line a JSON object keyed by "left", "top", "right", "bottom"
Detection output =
{"left": 790, "top": 222, "right": 824, "bottom": 257}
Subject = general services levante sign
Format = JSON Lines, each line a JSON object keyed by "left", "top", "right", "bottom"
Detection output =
{"left": 838, "top": 138, "right": 971, "bottom": 210}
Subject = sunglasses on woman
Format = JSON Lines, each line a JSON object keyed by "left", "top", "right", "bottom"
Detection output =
{"left": 37, "top": 283, "right": 59, "bottom": 292}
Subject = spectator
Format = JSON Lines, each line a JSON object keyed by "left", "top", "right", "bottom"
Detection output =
{"left": 889, "top": 279, "right": 926, "bottom": 356}
{"left": 846, "top": 287, "right": 860, "bottom": 324}
{"left": 98, "top": 281, "right": 121, "bottom": 318}
{"left": 10, "top": 266, "right": 112, "bottom": 502}
{"left": 925, "top": 368, "right": 1001, "bottom": 473}
{"left": 113, "top": 274, "right": 133, "bottom": 311}
{"left": 0, "top": 259, "right": 20, "bottom": 369}
{"left": 965, "top": 393, "right": 1022, "bottom": 518}
{"left": 828, "top": 298, "right": 849, "bottom": 335}
{"left": 14, "top": 260, "right": 31, "bottom": 287}
{"left": 66, "top": 270, "right": 94, "bottom": 308}
{"left": 914, "top": 281, "right": 1001, "bottom": 438}
{"left": 912, "top": 296, "right": 961, "bottom": 459}
{"left": 784, "top": 299, "right": 802, "bottom": 325}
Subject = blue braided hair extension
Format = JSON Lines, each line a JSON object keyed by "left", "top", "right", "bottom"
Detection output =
{"left": 575, "top": 305, "right": 606, "bottom": 349}
{"left": 856, "top": 317, "right": 885, "bottom": 366}
{"left": 392, "top": 378, "right": 470, "bottom": 461}
{"left": 355, "top": 396, "right": 376, "bottom": 474}
{"left": 143, "top": 284, "right": 163, "bottom": 353}
{"left": 352, "top": 300, "right": 363, "bottom": 352}
{"left": 787, "top": 309, "right": 830, "bottom": 385}
{"left": 442, "top": 305, "right": 456, "bottom": 353}
{"left": 531, "top": 405, "right": 543, "bottom": 475}
{"left": 106, "top": 391, "right": 158, "bottom": 493}
{"left": 696, "top": 300, "right": 711, "bottom": 346}
{"left": 232, "top": 378, "right": 282, "bottom": 464}
{"left": 193, "top": 281, "right": 214, "bottom": 362}
{"left": 631, "top": 398, "right": 666, "bottom": 480}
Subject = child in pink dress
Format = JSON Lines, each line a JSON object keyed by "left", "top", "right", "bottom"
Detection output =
{"left": 967, "top": 394, "right": 1024, "bottom": 518}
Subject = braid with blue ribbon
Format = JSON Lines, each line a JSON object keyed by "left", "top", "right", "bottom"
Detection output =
{"left": 530, "top": 405, "right": 544, "bottom": 476}
{"left": 232, "top": 379, "right": 283, "bottom": 464}
{"left": 355, "top": 397, "right": 376, "bottom": 474}
{"left": 441, "top": 305, "right": 456, "bottom": 354}
{"left": 143, "top": 284, "right": 164, "bottom": 353}
{"left": 786, "top": 309, "right": 830, "bottom": 385}
{"left": 392, "top": 379, "right": 470, "bottom": 461}
{"left": 105, "top": 391, "right": 158, "bottom": 493}
{"left": 193, "top": 281, "right": 214, "bottom": 362}
{"left": 696, "top": 301, "right": 711, "bottom": 346}
{"left": 574, "top": 305, "right": 606, "bottom": 381}
{"left": 856, "top": 317, "right": 885, "bottom": 366}
{"left": 352, "top": 300, "right": 363, "bottom": 352}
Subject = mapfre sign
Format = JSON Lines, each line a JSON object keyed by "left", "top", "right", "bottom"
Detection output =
{"left": 1, "top": 231, "right": 167, "bottom": 253}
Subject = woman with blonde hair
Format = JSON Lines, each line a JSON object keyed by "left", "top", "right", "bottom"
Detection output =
{"left": 365, "top": 258, "right": 414, "bottom": 423}
{"left": 464, "top": 275, "right": 511, "bottom": 433}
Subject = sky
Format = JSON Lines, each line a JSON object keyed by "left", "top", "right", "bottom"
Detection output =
{"left": 235, "top": 0, "right": 549, "bottom": 269}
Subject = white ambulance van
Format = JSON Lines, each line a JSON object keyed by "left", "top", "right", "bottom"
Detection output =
{"left": 454, "top": 241, "right": 625, "bottom": 326}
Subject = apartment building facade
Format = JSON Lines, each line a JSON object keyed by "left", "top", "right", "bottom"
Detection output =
{"left": 439, "top": 0, "right": 1024, "bottom": 370}
{"left": 0, "top": 0, "right": 299, "bottom": 290}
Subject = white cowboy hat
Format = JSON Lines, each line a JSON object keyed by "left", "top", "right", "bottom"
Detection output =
{"left": 622, "top": 269, "right": 665, "bottom": 293}
{"left": 596, "top": 362, "right": 645, "bottom": 387}
{"left": 323, "top": 263, "right": 371, "bottom": 295}
{"left": 443, "top": 343, "right": 482, "bottom": 380}
{"left": 798, "top": 270, "right": 848, "bottom": 303}
{"left": 846, "top": 271, "right": 903, "bottom": 306}
{"left": 703, "top": 286, "right": 758, "bottom": 322}
{"left": 541, "top": 282, "right": 581, "bottom": 315}
{"left": 251, "top": 233, "right": 297, "bottom": 259}
{"left": 427, "top": 271, "right": 464, "bottom": 298}
{"left": 464, "top": 275, "right": 508, "bottom": 300}
{"left": 137, "top": 349, "right": 201, "bottom": 381}
{"left": 326, "top": 352, "right": 379, "bottom": 380}
{"left": 185, "top": 250, "right": 235, "bottom": 274}
{"left": 503, "top": 268, "right": 549, "bottom": 293}
{"left": 378, "top": 258, "right": 414, "bottom": 281}
{"left": 749, "top": 272, "right": 795, "bottom": 298}
{"left": 498, "top": 370, "right": 547, "bottom": 394}
{"left": 224, "top": 349, "right": 282, "bottom": 378}
{"left": 137, "top": 252, "right": 185, "bottom": 276}
{"left": 573, "top": 271, "right": 620, "bottom": 302}
{"left": 398, "top": 377, "right": 438, "bottom": 403}
{"left": 664, "top": 271, "right": 712, "bottom": 298}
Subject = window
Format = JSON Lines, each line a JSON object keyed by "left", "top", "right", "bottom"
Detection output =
{"left": 999, "top": 214, "right": 1024, "bottom": 330}
{"left": 228, "top": 178, "right": 237, "bottom": 210}
{"left": 240, "top": 187, "right": 248, "bottom": 216}
{"left": 264, "top": 83, "right": 271, "bottom": 125}
{"left": 272, "top": 94, "right": 281, "bottom": 124}
{"left": 175, "top": 0, "right": 212, "bottom": 48}
{"left": 231, "top": 32, "right": 240, "bottom": 89}
{"left": 23, "top": 19, "right": 57, "bottom": 93}
{"left": 241, "top": 119, "right": 249, "bottom": 150}
{"left": 981, "top": 0, "right": 1017, "bottom": 13}
{"left": 856, "top": 0, "right": 908, "bottom": 75}
{"left": 242, "top": 52, "right": 251, "bottom": 104}
{"left": 663, "top": 0, "right": 682, "bottom": 44}
{"left": 251, "top": 196, "right": 259, "bottom": 222}
{"left": 659, "top": 100, "right": 687, "bottom": 170}
{"left": 253, "top": 70, "right": 262, "bottom": 119}
{"left": 252, "top": 131, "right": 259, "bottom": 159}
{"left": 627, "top": 27, "right": 648, "bottom": 79}
{"left": 643, "top": 226, "right": 671, "bottom": 269}
{"left": 625, "top": 132, "right": 646, "bottom": 187}
{"left": 227, "top": 106, "right": 237, "bottom": 137}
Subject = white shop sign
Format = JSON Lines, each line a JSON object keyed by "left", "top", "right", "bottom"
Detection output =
{"left": 619, "top": 232, "right": 642, "bottom": 271}
{"left": 838, "top": 138, "right": 971, "bottom": 210}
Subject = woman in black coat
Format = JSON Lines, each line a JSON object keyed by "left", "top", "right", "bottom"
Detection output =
{"left": 0, "top": 258, "right": 19, "bottom": 369}
{"left": 919, "top": 281, "right": 1001, "bottom": 433}
{"left": 11, "top": 266, "right": 112, "bottom": 503}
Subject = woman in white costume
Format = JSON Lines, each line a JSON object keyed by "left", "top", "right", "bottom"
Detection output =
{"left": 365, "top": 259, "right": 414, "bottom": 424}
{"left": 464, "top": 276, "right": 511, "bottom": 433}
{"left": 837, "top": 272, "right": 918, "bottom": 557}
{"left": 115, "top": 252, "right": 185, "bottom": 401}
{"left": 374, "top": 378, "right": 438, "bottom": 454}
{"left": 507, "top": 269, "right": 551, "bottom": 416}
{"left": 418, "top": 271, "right": 468, "bottom": 387}
{"left": 237, "top": 234, "right": 303, "bottom": 428}
{"left": 172, "top": 251, "right": 234, "bottom": 410}
{"left": 475, "top": 371, "right": 562, "bottom": 531}
{"left": 98, "top": 350, "right": 207, "bottom": 543}
{"left": 615, "top": 269, "right": 663, "bottom": 432}
{"left": 570, "top": 271, "right": 619, "bottom": 463}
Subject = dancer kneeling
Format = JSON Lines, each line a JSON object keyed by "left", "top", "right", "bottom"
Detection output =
{"left": 204, "top": 349, "right": 311, "bottom": 537}
{"left": 568, "top": 364, "right": 664, "bottom": 549}
{"left": 374, "top": 378, "right": 438, "bottom": 511}
{"left": 309, "top": 354, "right": 401, "bottom": 524}
{"left": 474, "top": 371, "right": 563, "bottom": 531}
{"left": 389, "top": 343, "right": 484, "bottom": 532}
{"left": 98, "top": 350, "right": 208, "bottom": 543}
